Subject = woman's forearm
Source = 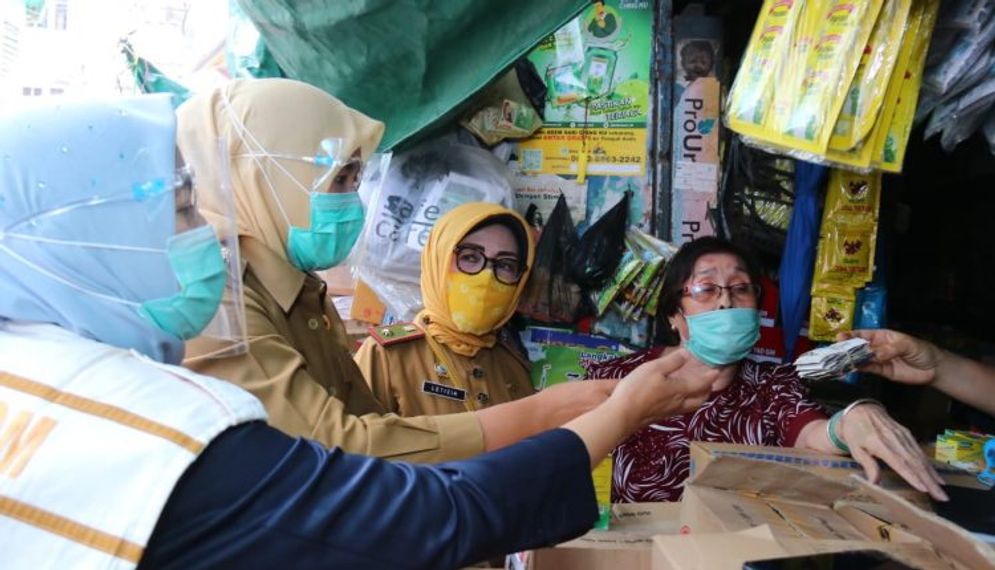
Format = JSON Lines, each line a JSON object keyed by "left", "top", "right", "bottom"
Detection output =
{"left": 932, "top": 349, "right": 995, "bottom": 416}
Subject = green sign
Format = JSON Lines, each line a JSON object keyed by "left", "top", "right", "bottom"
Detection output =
{"left": 527, "top": 0, "right": 653, "bottom": 128}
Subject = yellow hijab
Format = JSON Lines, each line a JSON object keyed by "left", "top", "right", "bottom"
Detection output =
{"left": 176, "top": 78, "right": 385, "bottom": 262}
{"left": 417, "top": 203, "right": 535, "bottom": 357}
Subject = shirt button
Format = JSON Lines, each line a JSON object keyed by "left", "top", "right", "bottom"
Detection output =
{"left": 476, "top": 393, "right": 489, "bottom": 404}
{"left": 471, "top": 367, "right": 485, "bottom": 379}
{"left": 308, "top": 318, "right": 321, "bottom": 330}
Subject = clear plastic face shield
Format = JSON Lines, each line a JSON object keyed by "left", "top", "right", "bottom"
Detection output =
{"left": 234, "top": 136, "right": 366, "bottom": 196}
{"left": 0, "top": 156, "right": 247, "bottom": 356}
{"left": 347, "top": 151, "right": 393, "bottom": 267}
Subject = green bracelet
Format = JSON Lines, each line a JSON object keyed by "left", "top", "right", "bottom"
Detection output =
{"left": 827, "top": 411, "right": 850, "bottom": 455}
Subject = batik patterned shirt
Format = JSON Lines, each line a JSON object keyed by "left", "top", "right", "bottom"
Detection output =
{"left": 587, "top": 347, "right": 827, "bottom": 503}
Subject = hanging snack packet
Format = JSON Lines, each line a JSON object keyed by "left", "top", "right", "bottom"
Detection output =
{"left": 823, "top": 170, "right": 881, "bottom": 226}
{"left": 617, "top": 257, "right": 666, "bottom": 321}
{"left": 829, "top": 0, "right": 912, "bottom": 152}
{"left": 876, "top": 0, "right": 940, "bottom": 171}
{"left": 815, "top": 223, "right": 877, "bottom": 286}
{"left": 615, "top": 229, "right": 677, "bottom": 321}
{"left": 645, "top": 271, "right": 667, "bottom": 317}
{"left": 594, "top": 248, "right": 644, "bottom": 316}
{"left": 772, "top": 0, "right": 886, "bottom": 155}
{"left": 827, "top": 0, "right": 927, "bottom": 171}
{"left": 809, "top": 284, "right": 857, "bottom": 341}
{"left": 725, "top": 0, "right": 805, "bottom": 140}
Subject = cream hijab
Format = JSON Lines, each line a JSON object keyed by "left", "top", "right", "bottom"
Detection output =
{"left": 176, "top": 78, "right": 384, "bottom": 261}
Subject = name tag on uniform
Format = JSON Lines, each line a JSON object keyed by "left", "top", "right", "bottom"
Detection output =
{"left": 422, "top": 381, "right": 466, "bottom": 401}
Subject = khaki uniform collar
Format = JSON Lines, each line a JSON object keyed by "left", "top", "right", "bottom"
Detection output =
{"left": 239, "top": 235, "right": 306, "bottom": 313}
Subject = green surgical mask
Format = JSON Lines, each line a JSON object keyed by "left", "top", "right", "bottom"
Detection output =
{"left": 684, "top": 308, "right": 761, "bottom": 367}
{"left": 286, "top": 191, "right": 365, "bottom": 272}
{"left": 139, "top": 225, "right": 226, "bottom": 340}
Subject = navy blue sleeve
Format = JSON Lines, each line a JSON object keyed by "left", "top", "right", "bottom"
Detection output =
{"left": 139, "top": 422, "right": 598, "bottom": 570}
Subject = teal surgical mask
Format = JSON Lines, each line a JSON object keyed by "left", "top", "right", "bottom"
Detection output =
{"left": 684, "top": 307, "right": 760, "bottom": 367}
{"left": 287, "top": 191, "right": 364, "bottom": 272}
{"left": 139, "top": 225, "right": 226, "bottom": 340}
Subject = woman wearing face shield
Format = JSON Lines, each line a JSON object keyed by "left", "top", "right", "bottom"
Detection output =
{"left": 586, "top": 236, "right": 949, "bottom": 504}
{"left": 178, "top": 78, "right": 621, "bottom": 462}
{"left": 356, "top": 203, "right": 536, "bottom": 417}
{"left": 0, "top": 95, "right": 719, "bottom": 569}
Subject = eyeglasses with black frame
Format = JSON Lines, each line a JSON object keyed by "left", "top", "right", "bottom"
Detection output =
{"left": 683, "top": 282, "right": 761, "bottom": 304}
{"left": 453, "top": 244, "right": 525, "bottom": 285}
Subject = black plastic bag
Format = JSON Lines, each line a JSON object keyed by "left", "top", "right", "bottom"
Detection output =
{"left": 568, "top": 192, "right": 629, "bottom": 289}
{"left": 518, "top": 194, "right": 586, "bottom": 323}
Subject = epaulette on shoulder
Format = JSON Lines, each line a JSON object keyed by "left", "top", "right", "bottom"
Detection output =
{"left": 368, "top": 322, "right": 425, "bottom": 347}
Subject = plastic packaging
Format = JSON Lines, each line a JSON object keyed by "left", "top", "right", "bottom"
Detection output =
{"left": 461, "top": 66, "right": 544, "bottom": 146}
{"left": 822, "top": 170, "right": 881, "bottom": 226}
{"left": 940, "top": 69, "right": 995, "bottom": 151}
{"left": 517, "top": 194, "right": 587, "bottom": 324}
{"left": 352, "top": 135, "right": 515, "bottom": 319}
{"left": 808, "top": 167, "right": 882, "bottom": 343}
{"left": 829, "top": 0, "right": 912, "bottom": 152}
{"left": 568, "top": 192, "right": 629, "bottom": 289}
{"left": 854, "top": 283, "right": 888, "bottom": 330}
{"left": 730, "top": 0, "right": 941, "bottom": 171}
{"left": 874, "top": 0, "right": 940, "bottom": 172}
{"left": 773, "top": 0, "right": 886, "bottom": 154}
{"left": 593, "top": 247, "right": 643, "bottom": 316}
{"left": 947, "top": 0, "right": 995, "bottom": 33}
{"left": 815, "top": 223, "right": 878, "bottom": 287}
{"left": 725, "top": 0, "right": 804, "bottom": 140}
{"left": 809, "top": 285, "right": 857, "bottom": 341}
{"left": 922, "top": 15, "right": 995, "bottom": 95}
{"left": 617, "top": 230, "right": 677, "bottom": 320}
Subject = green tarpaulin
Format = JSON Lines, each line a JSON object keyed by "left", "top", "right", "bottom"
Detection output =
{"left": 238, "top": 0, "right": 590, "bottom": 150}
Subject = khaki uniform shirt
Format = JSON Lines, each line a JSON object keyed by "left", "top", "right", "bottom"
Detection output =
{"left": 184, "top": 236, "right": 484, "bottom": 462}
{"left": 355, "top": 322, "right": 534, "bottom": 417}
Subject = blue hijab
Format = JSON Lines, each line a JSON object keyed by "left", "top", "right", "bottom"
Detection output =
{"left": 0, "top": 95, "right": 185, "bottom": 363}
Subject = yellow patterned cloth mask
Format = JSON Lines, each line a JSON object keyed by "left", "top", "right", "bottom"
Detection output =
{"left": 447, "top": 269, "right": 518, "bottom": 335}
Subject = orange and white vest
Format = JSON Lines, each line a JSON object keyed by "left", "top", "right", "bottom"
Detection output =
{"left": 0, "top": 322, "right": 266, "bottom": 569}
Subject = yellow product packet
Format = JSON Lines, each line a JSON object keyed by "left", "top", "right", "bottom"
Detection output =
{"left": 809, "top": 285, "right": 857, "bottom": 341}
{"left": 772, "top": 0, "right": 886, "bottom": 155}
{"left": 822, "top": 169, "right": 881, "bottom": 227}
{"left": 815, "top": 222, "right": 877, "bottom": 286}
{"left": 592, "top": 456, "right": 613, "bottom": 530}
{"left": 726, "top": 0, "right": 805, "bottom": 140}
{"left": 874, "top": 0, "right": 940, "bottom": 172}
{"left": 935, "top": 431, "right": 994, "bottom": 473}
{"left": 829, "top": 0, "right": 912, "bottom": 152}
{"left": 765, "top": 2, "right": 822, "bottom": 143}
{"left": 823, "top": 0, "right": 923, "bottom": 171}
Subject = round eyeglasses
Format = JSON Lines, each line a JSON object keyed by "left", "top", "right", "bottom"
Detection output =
{"left": 453, "top": 245, "right": 525, "bottom": 285}
{"left": 683, "top": 282, "right": 761, "bottom": 304}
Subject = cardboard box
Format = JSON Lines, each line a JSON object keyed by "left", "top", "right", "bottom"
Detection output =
{"left": 675, "top": 452, "right": 995, "bottom": 569}
{"left": 653, "top": 525, "right": 951, "bottom": 570}
{"left": 512, "top": 503, "right": 681, "bottom": 570}
{"left": 349, "top": 279, "right": 387, "bottom": 325}
{"left": 688, "top": 442, "right": 986, "bottom": 514}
